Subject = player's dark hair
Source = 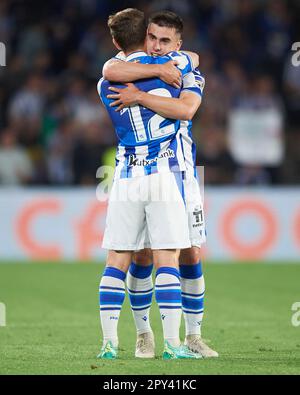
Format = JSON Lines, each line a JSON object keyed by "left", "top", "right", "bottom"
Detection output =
{"left": 108, "top": 8, "right": 147, "bottom": 52}
{"left": 148, "top": 10, "right": 183, "bottom": 36}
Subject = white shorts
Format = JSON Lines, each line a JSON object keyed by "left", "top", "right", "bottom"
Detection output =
{"left": 184, "top": 175, "right": 206, "bottom": 247}
{"left": 102, "top": 172, "right": 191, "bottom": 251}
{"left": 143, "top": 174, "right": 206, "bottom": 248}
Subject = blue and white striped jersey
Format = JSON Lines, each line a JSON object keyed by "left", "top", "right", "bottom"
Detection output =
{"left": 179, "top": 67, "right": 206, "bottom": 178}
{"left": 97, "top": 50, "right": 194, "bottom": 179}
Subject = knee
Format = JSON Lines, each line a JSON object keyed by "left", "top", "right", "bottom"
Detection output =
{"left": 153, "top": 249, "right": 179, "bottom": 269}
{"left": 106, "top": 250, "right": 132, "bottom": 272}
{"left": 179, "top": 247, "right": 201, "bottom": 265}
{"left": 133, "top": 248, "right": 152, "bottom": 266}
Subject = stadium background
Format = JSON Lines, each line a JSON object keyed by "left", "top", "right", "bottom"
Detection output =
{"left": 0, "top": 0, "right": 299, "bottom": 375}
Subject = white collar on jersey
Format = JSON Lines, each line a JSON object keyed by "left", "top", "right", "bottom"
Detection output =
{"left": 126, "top": 51, "right": 148, "bottom": 62}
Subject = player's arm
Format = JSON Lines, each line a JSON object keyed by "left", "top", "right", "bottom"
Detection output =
{"left": 138, "top": 90, "right": 201, "bottom": 121}
{"left": 107, "top": 83, "right": 201, "bottom": 121}
{"left": 102, "top": 51, "right": 199, "bottom": 87}
{"left": 103, "top": 58, "right": 182, "bottom": 88}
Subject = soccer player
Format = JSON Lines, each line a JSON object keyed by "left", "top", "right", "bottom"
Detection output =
{"left": 103, "top": 11, "right": 218, "bottom": 358}
{"left": 97, "top": 8, "right": 201, "bottom": 360}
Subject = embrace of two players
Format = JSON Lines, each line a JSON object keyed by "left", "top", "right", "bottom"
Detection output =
{"left": 97, "top": 8, "right": 218, "bottom": 360}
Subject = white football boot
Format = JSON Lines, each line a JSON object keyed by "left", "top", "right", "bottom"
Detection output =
{"left": 185, "top": 335, "right": 219, "bottom": 358}
{"left": 135, "top": 331, "right": 155, "bottom": 358}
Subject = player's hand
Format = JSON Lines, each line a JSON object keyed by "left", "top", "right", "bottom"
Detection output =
{"left": 107, "top": 83, "right": 142, "bottom": 111}
{"left": 158, "top": 60, "right": 182, "bottom": 88}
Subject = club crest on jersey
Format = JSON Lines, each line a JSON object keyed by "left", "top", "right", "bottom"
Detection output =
{"left": 128, "top": 148, "right": 175, "bottom": 167}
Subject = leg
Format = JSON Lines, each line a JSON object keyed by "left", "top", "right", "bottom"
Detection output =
{"left": 98, "top": 250, "right": 133, "bottom": 358}
{"left": 146, "top": 173, "right": 188, "bottom": 350}
{"left": 128, "top": 248, "right": 153, "bottom": 335}
{"left": 181, "top": 174, "right": 218, "bottom": 357}
{"left": 179, "top": 246, "right": 204, "bottom": 337}
{"left": 153, "top": 249, "right": 200, "bottom": 359}
{"left": 153, "top": 249, "right": 182, "bottom": 348}
{"left": 179, "top": 247, "right": 218, "bottom": 357}
{"left": 127, "top": 248, "right": 155, "bottom": 358}
{"left": 99, "top": 176, "right": 146, "bottom": 358}
{"left": 146, "top": 172, "right": 199, "bottom": 359}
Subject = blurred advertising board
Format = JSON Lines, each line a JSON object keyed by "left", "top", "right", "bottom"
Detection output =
{"left": 0, "top": 187, "right": 299, "bottom": 262}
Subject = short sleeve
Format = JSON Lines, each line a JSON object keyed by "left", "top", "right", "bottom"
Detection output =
{"left": 97, "top": 77, "right": 104, "bottom": 103}
{"left": 182, "top": 68, "right": 205, "bottom": 97}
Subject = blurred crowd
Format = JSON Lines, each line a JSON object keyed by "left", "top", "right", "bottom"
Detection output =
{"left": 0, "top": 0, "right": 299, "bottom": 186}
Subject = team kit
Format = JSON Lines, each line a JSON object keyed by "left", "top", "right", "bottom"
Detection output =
{"left": 96, "top": 8, "right": 218, "bottom": 360}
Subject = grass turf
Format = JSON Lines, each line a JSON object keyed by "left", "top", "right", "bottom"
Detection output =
{"left": 0, "top": 262, "right": 299, "bottom": 375}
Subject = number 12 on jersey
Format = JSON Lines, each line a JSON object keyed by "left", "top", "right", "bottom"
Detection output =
{"left": 120, "top": 88, "right": 176, "bottom": 143}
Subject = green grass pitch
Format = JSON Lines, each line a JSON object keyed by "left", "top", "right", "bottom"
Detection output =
{"left": 0, "top": 262, "right": 299, "bottom": 375}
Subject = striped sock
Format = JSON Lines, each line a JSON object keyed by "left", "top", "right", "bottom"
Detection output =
{"left": 99, "top": 267, "right": 126, "bottom": 348}
{"left": 155, "top": 267, "right": 182, "bottom": 347}
{"left": 126, "top": 262, "right": 153, "bottom": 335}
{"left": 179, "top": 263, "right": 205, "bottom": 336}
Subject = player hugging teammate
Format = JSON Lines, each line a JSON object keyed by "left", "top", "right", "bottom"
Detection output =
{"left": 97, "top": 8, "right": 218, "bottom": 360}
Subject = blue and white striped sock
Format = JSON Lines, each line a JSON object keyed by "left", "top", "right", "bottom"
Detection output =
{"left": 179, "top": 263, "right": 205, "bottom": 336}
{"left": 99, "top": 267, "right": 126, "bottom": 348}
{"left": 126, "top": 262, "right": 153, "bottom": 335}
{"left": 155, "top": 267, "right": 182, "bottom": 347}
